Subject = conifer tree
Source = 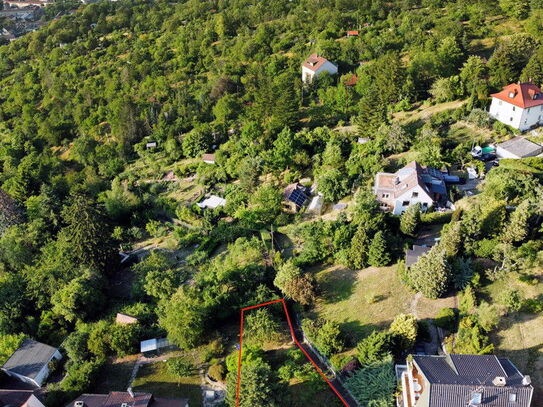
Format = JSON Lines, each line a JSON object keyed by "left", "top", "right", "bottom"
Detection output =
{"left": 409, "top": 246, "right": 450, "bottom": 299}
{"left": 400, "top": 203, "right": 420, "bottom": 237}
{"left": 348, "top": 223, "right": 370, "bottom": 269}
{"left": 367, "top": 231, "right": 391, "bottom": 267}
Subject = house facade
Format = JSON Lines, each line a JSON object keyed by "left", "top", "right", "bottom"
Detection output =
{"left": 301, "top": 54, "right": 338, "bottom": 83}
{"left": 489, "top": 82, "right": 543, "bottom": 131}
{"left": 1, "top": 339, "right": 62, "bottom": 387}
{"left": 373, "top": 161, "right": 446, "bottom": 215}
{"left": 400, "top": 354, "right": 533, "bottom": 407}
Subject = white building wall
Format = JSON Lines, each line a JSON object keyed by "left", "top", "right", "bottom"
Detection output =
{"left": 302, "top": 61, "right": 338, "bottom": 83}
{"left": 518, "top": 104, "right": 543, "bottom": 131}
{"left": 489, "top": 97, "right": 524, "bottom": 129}
{"left": 496, "top": 146, "right": 521, "bottom": 159}
{"left": 392, "top": 185, "right": 434, "bottom": 215}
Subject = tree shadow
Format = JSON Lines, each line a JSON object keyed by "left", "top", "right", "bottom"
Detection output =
{"left": 340, "top": 321, "right": 392, "bottom": 348}
{"left": 318, "top": 267, "right": 357, "bottom": 304}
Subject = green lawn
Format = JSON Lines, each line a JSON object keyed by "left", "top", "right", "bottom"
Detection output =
{"left": 92, "top": 356, "right": 138, "bottom": 393}
{"left": 313, "top": 265, "right": 456, "bottom": 343}
{"left": 483, "top": 270, "right": 543, "bottom": 405}
{"left": 132, "top": 361, "right": 203, "bottom": 407}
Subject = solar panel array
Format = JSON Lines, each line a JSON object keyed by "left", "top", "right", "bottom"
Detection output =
{"left": 288, "top": 188, "right": 308, "bottom": 207}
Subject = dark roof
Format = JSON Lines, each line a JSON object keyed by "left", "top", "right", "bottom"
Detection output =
{"left": 405, "top": 245, "right": 431, "bottom": 267}
{"left": 66, "top": 393, "right": 188, "bottom": 407}
{"left": 413, "top": 354, "right": 533, "bottom": 407}
{"left": 0, "top": 390, "right": 38, "bottom": 407}
{"left": 497, "top": 136, "right": 543, "bottom": 158}
{"left": 2, "top": 340, "right": 58, "bottom": 380}
{"left": 284, "top": 184, "right": 309, "bottom": 207}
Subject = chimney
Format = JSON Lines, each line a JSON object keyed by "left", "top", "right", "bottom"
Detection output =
{"left": 127, "top": 388, "right": 135, "bottom": 398}
{"left": 522, "top": 375, "right": 531, "bottom": 386}
{"left": 492, "top": 376, "right": 506, "bottom": 387}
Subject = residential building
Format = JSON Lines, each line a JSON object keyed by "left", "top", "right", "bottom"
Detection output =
{"left": 140, "top": 338, "right": 172, "bottom": 355}
{"left": 489, "top": 82, "right": 543, "bottom": 131}
{"left": 66, "top": 391, "right": 189, "bottom": 407}
{"left": 400, "top": 354, "right": 533, "bottom": 407}
{"left": 1, "top": 339, "right": 62, "bottom": 388}
{"left": 196, "top": 195, "right": 226, "bottom": 210}
{"left": 115, "top": 313, "right": 138, "bottom": 325}
{"left": 0, "top": 390, "right": 46, "bottom": 407}
{"left": 405, "top": 245, "right": 431, "bottom": 267}
{"left": 3, "top": 0, "right": 52, "bottom": 8}
{"left": 496, "top": 136, "right": 543, "bottom": 159}
{"left": 373, "top": 161, "right": 447, "bottom": 215}
{"left": 301, "top": 54, "right": 338, "bottom": 83}
{"left": 201, "top": 153, "right": 216, "bottom": 164}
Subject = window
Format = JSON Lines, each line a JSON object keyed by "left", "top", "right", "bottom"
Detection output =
{"left": 499, "top": 100, "right": 502, "bottom": 105}
{"left": 513, "top": 106, "right": 516, "bottom": 111}
{"left": 382, "top": 193, "right": 390, "bottom": 199}
{"left": 412, "top": 192, "right": 419, "bottom": 198}
{"left": 509, "top": 393, "right": 517, "bottom": 402}
{"left": 402, "top": 201, "right": 409, "bottom": 206}
{"left": 510, "top": 117, "right": 513, "bottom": 122}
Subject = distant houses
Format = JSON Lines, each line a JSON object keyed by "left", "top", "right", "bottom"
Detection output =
{"left": 1, "top": 339, "right": 62, "bottom": 388}
{"left": 398, "top": 354, "right": 533, "bottom": 407}
{"left": 301, "top": 54, "right": 338, "bottom": 83}
{"left": 66, "top": 391, "right": 189, "bottom": 407}
{"left": 374, "top": 161, "right": 453, "bottom": 215}
{"left": 196, "top": 195, "right": 226, "bottom": 210}
{"left": 115, "top": 313, "right": 138, "bottom": 325}
{"left": 201, "top": 153, "right": 216, "bottom": 164}
{"left": 489, "top": 82, "right": 543, "bottom": 131}
{"left": 283, "top": 183, "right": 310, "bottom": 212}
{"left": 496, "top": 136, "right": 543, "bottom": 159}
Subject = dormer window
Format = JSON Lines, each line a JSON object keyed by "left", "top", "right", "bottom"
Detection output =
{"left": 509, "top": 91, "right": 515, "bottom": 98}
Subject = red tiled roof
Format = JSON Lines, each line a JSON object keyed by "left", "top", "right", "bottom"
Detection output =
{"left": 302, "top": 54, "right": 330, "bottom": 72}
{"left": 346, "top": 30, "right": 359, "bottom": 36}
{"left": 345, "top": 74, "right": 358, "bottom": 87}
{"left": 491, "top": 82, "right": 543, "bottom": 108}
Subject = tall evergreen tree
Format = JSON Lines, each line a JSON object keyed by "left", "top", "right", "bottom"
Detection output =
{"left": 409, "top": 246, "right": 450, "bottom": 299}
{"left": 400, "top": 203, "right": 420, "bottom": 237}
{"left": 60, "top": 194, "right": 117, "bottom": 273}
{"left": 367, "top": 231, "right": 391, "bottom": 267}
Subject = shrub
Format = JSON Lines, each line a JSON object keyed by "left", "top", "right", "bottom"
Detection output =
{"left": 208, "top": 363, "right": 226, "bottom": 382}
{"left": 301, "top": 318, "right": 343, "bottom": 357}
{"left": 166, "top": 358, "right": 194, "bottom": 377}
{"left": 473, "top": 239, "right": 498, "bottom": 258}
{"left": 420, "top": 211, "right": 453, "bottom": 225}
{"left": 356, "top": 331, "right": 393, "bottom": 366}
{"left": 521, "top": 298, "right": 543, "bottom": 313}
{"left": 389, "top": 314, "right": 418, "bottom": 351}
{"left": 498, "top": 289, "right": 523, "bottom": 313}
{"left": 434, "top": 308, "right": 457, "bottom": 331}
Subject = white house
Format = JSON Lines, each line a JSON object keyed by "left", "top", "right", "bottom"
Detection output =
{"left": 301, "top": 54, "right": 338, "bottom": 83}
{"left": 1, "top": 339, "right": 62, "bottom": 387}
{"left": 496, "top": 136, "right": 543, "bottom": 159}
{"left": 489, "top": 82, "right": 543, "bottom": 131}
{"left": 373, "top": 161, "right": 447, "bottom": 215}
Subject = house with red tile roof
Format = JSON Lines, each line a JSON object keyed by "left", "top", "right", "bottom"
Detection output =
{"left": 489, "top": 82, "right": 543, "bottom": 131}
{"left": 301, "top": 54, "right": 338, "bottom": 83}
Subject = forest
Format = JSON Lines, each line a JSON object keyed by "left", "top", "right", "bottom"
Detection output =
{"left": 0, "top": 0, "right": 543, "bottom": 405}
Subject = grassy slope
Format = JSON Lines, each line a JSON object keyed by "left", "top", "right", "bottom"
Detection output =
{"left": 313, "top": 265, "right": 455, "bottom": 344}
{"left": 483, "top": 270, "right": 543, "bottom": 404}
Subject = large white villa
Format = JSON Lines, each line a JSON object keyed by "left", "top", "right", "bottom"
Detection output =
{"left": 489, "top": 82, "right": 543, "bottom": 131}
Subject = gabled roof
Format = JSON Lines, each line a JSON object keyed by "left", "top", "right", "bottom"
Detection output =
{"left": 0, "top": 390, "right": 42, "bottom": 407}
{"left": 374, "top": 161, "right": 437, "bottom": 201}
{"left": 2, "top": 339, "right": 58, "bottom": 380}
{"left": 66, "top": 392, "right": 189, "bottom": 407}
{"left": 413, "top": 354, "right": 533, "bottom": 407}
{"left": 491, "top": 82, "right": 543, "bottom": 108}
{"left": 302, "top": 54, "right": 333, "bottom": 72}
{"left": 497, "top": 136, "right": 543, "bottom": 158}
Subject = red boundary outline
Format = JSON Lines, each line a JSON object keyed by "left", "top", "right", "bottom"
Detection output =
{"left": 235, "top": 298, "right": 349, "bottom": 407}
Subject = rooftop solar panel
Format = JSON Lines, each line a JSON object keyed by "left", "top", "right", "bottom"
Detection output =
{"left": 288, "top": 188, "right": 308, "bottom": 207}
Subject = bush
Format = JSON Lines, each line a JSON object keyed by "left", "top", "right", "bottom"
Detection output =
{"left": 166, "top": 358, "right": 194, "bottom": 377}
{"left": 208, "top": 363, "right": 226, "bottom": 382}
{"left": 521, "top": 298, "right": 543, "bottom": 313}
{"left": 420, "top": 211, "right": 453, "bottom": 225}
{"left": 389, "top": 314, "right": 418, "bottom": 351}
{"left": 301, "top": 318, "right": 343, "bottom": 357}
{"left": 329, "top": 353, "right": 352, "bottom": 371}
{"left": 356, "top": 331, "right": 392, "bottom": 366}
{"left": 434, "top": 308, "right": 457, "bottom": 331}
{"left": 498, "top": 289, "right": 523, "bottom": 313}
{"left": 473, "top": 239, "right": 498, "bottom": 258}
